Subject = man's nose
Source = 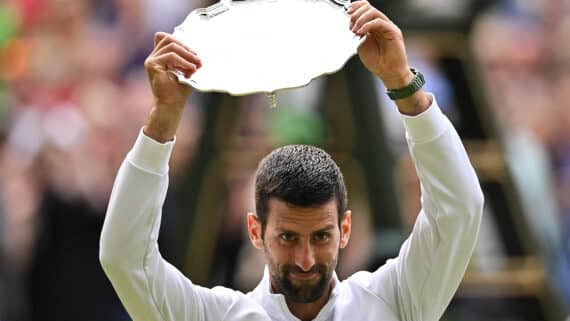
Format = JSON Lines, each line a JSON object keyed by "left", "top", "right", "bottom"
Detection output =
{"left": 294, "top": 240, "right": 316, "bottom": 272}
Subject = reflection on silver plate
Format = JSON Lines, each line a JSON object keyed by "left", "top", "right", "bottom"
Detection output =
{"left": 172, "top": 0, "right": 362, "bottom": 96}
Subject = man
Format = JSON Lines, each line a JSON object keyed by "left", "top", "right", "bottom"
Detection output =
{"left": 99, "top": 1, "right": 484, "bottom": 321}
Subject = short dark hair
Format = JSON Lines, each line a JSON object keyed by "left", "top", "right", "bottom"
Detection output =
{"left": 255, "top": 145, "right": 347, "bottom": 237}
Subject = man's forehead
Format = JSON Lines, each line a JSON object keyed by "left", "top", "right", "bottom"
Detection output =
{"left": 266, "top": 198, "right": 338, "bottom": 230}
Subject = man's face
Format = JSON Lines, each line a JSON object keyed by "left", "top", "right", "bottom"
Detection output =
{"left": 248, "top": 198, "right": 351, "bottom": 303}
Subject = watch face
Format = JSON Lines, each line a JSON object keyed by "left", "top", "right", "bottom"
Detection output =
{"left": 172, "top": 0, "right": 363, "bottom": 96}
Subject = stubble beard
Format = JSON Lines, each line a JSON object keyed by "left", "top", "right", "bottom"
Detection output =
{"left": 266, "top": 249, "right": 337, "bottom": 303}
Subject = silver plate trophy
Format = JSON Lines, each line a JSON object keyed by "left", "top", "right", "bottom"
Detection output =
{"left": 172, "top": 0, "right": 362, "bottom": 107}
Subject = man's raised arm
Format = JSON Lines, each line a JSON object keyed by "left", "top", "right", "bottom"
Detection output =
{"left": 346, "top": 2, "right": 484, "bottom": 320}
{"left": 99, "top": 33, "right": 268, "bottom": 321}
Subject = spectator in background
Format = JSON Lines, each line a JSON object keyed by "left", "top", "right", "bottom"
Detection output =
{"left": 0, "top": 0, "right": 203, "bottom": 320}
{"left": 471, "top": 0, "right": 570, "bottom": 309}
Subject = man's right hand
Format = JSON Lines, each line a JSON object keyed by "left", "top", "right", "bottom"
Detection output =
{"left": 143, "top": 32, "right": 202, "bottom": 143}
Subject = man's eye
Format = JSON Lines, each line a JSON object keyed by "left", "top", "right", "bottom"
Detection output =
{"left": 313, "top": 232, "right": 330, "bottom": 242}
{"left": 280, "top": 233, "right": 296, "bottom": 241}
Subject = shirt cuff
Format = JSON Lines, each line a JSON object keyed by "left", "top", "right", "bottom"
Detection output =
{"left": 401, "top": 93, "right": 450, "bottom": 144}
{"left": 127, "top": 128, "right": 175, "bottom": 175}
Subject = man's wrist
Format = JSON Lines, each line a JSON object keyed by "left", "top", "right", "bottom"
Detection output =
{"left": 394, "top": 89, "right": 431, "bottom": 116}
{"left": 380, "top": 69, "right": 415, "bottom": 91}
{"left": 378, "top": 68, "right": 431, "bottom": 116}
{"left": 143, "top": 104, "right": 184, "bottom": 143}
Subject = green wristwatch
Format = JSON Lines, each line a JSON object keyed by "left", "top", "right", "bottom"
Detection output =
{"left": 386, "top": 68, "right": 425, "bottom": 100}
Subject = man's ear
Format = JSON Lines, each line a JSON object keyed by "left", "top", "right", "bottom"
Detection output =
{"left": 340, "top": 210, "right": 351, "bottom": 249}
{"left": 247, "top": 213, "right": 264, "bottom": 249}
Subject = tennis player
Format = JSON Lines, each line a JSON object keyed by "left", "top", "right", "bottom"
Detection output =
{"left": 100, "top": 2, "right": 484, "bottom": 320}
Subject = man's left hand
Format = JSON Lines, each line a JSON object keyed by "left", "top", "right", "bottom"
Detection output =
{"left": 349, "top": 1, "right": 431, "bottom": 115}
{"left": 348, "top": 1, "right": 413, "bottom": 90}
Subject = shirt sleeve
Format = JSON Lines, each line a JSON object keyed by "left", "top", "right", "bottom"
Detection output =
{"left": 349, "top": 95, "right": 484, "bottom": 321}
{"left": 99, "top": 130, "right": 248, "bottom": 321}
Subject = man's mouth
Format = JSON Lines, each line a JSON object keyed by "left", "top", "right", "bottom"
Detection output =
{"left": 290, "top": 271, "right": 319, "bottom": 281}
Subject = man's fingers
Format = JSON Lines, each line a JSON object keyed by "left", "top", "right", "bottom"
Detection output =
{"left": 356, "top": 18, "right": 401, "bottom": 39}
{"left": 347, "top": 0, "right": 367, "bottom": 13}
{"left": 154, "top": 32, "right": 168, "bottom": 49}
{"left": 348, "top": 1, "right": 391, "bottom": 30}
{"left": 351, "top": 8, "right": 381, "bottom": 33}
{"left": 152, "top": 32, "right": 197, "bottom": 56}
{"left": 152, "top": 32, "right": 173, "bottom": 55}
{"left": 147, "top": 52, "right": 198, "bottom": 77}
{"left": 348, "top": 1, "right": 390, "bottom": 20}
{"left": 147, "top": 33, "right": 202, "bottom": 78}
{"left": 154, "top": 42, "right": 202, "bottom": 68}
{"left": 348, "top": 3, "right": 370, "bottom": 28}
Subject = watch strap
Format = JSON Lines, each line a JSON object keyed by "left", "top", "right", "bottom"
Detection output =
{"left": 386, "top": 68, "right": 425, "bottom": 100}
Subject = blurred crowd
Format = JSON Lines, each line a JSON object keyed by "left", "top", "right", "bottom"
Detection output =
{"left": 471, "top": 0, "right": 570, "bottom": 300}
{"left": 0, "top": 0, "right": 205, "bottom": 320}
{"left": 0, "top": 0, "right": 568, "bottom": 320}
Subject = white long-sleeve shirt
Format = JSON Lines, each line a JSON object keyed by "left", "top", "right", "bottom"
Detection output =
{"left": 100, "top": 96, "right": 484, "bottom": 321}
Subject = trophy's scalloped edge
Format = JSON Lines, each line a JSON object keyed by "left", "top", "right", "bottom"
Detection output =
{"left": 172, "top": 0, "right": 363, "bottom": 96}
